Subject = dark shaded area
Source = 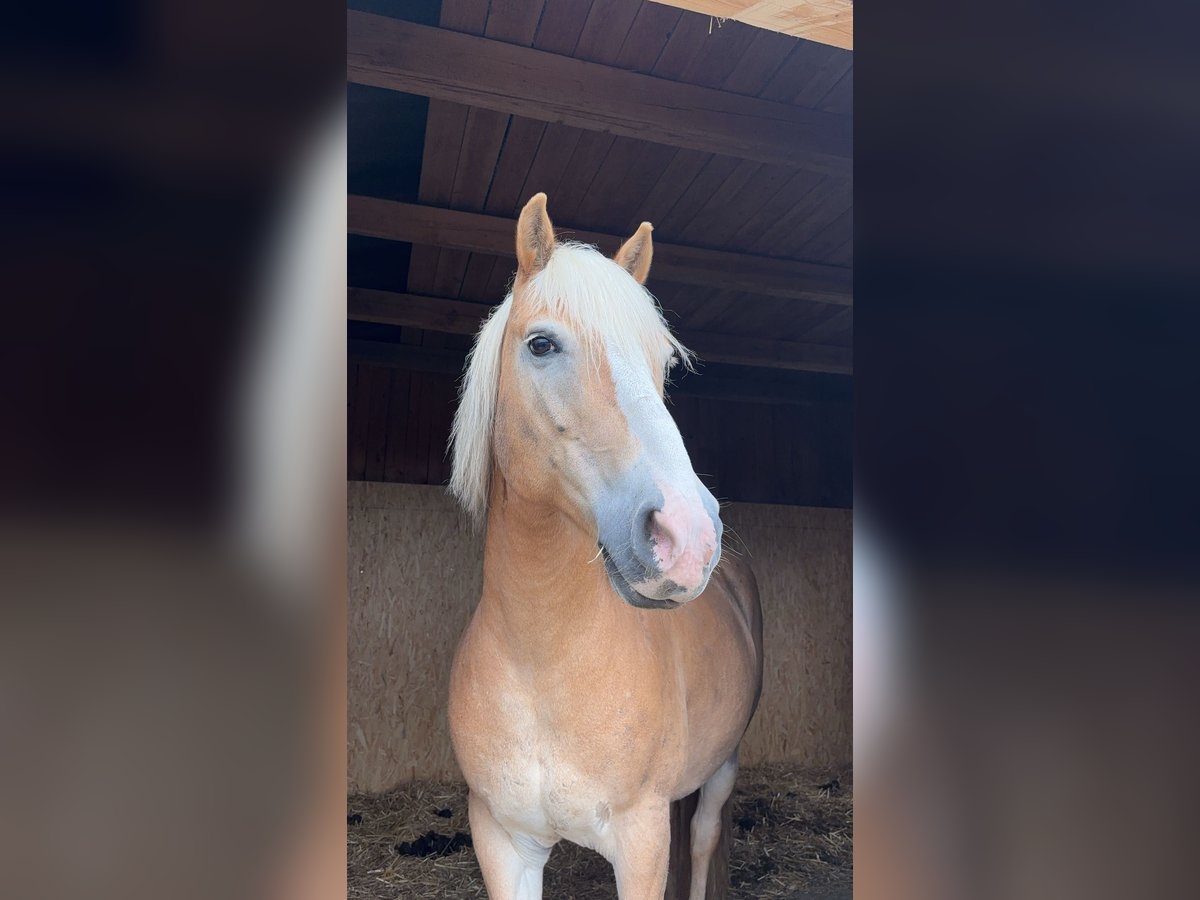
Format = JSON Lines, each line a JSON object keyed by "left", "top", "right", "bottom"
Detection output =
{"left": 1, "top": 0, "right": 342, "bottom": 524}
{"left": 395, "top": 830, "right": 473, "bottom": 857}
{"left": 348, "top": 84, "right": 428, "bottom": 203}
{"left": 857, "top": 1, "right": 1200, "bottom": 576}
{"left": 856, "top": 2, "right": 1200, "bottom": 898}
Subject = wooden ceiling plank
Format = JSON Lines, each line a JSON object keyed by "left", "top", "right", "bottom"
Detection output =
{"left": 721, "top": 25, "right": 804, "bottom": 95}
{"left": 438, "top": 105, "right": 508, "bottom": 298}
{"left": 795, "top": 203, "right": 853, "bottom": 264}
{"left": 673, "top": 159, "right": 764, "bottom": 245}
{"left": 574, "top": 0, "right": 643, "bottom": 64}
{"left": 407, "top": 101, "right": 468, "bottom": 296}
{"left": 483, "top": 256, "right": 516, "bottom": 301}
{"left": 817, "top": 64, "right": 852, "bottom": 115}
{"left": 680, "top": 289, "right": 746, "bottom": 331}
{"left": 796, "top": 305, "right": 852, "bottom": 344}
{"left": 677, "top": 17, "right": 761, "bottom": 89}
{"left": 769, "top": 195, "right": 852, "bottom": 261}
{"left": 613, "top": 2, "right": 683, "bottom": 73}
{"left": 448, "top": 108, "right": 509, "bottom": 211}
{"left": 485, "top": 0, "right": 546, "bottom": 45}
{"left": 790, "top": 43, "right": 852, "bottom": 108}
{"left": 545, "top": 132, "right": 618, "bottom": 225}
{"left": 514, "top": 123, "right": 585, "bottom": 213}
{"left": 484, "top": 117, "right": 549, "bottom": 216}
{"left": 347, "top": 12, "right": 852, "bottom": 175}
{"left": 532, "top": 0, "right": 595, "bottom": 55}
{"left": 723, "top": 166, "right": 824, "bottom": 252}
{"left": 645, "top": 0, "right": 853, "bottom": 50}
{"left": 827, "top": 234, "right": 852, "bottom": 268}
{"left": 348, "top": 288, "right": 851, "bottom": 374}
{"left": 407, "top": 0, "right": 491, "bottom": 297}
{"left": 432, "top": 1, "right": 546, "bottom": 302}
{"left": 760, "top": 38, "right": 842, "bottom": 104}
{"left": 655, "top": 155, "right": 743, "bottom": 236}
{"left": 760, "top": 174, "right": 851, "bottom": 258}
{"left": 456, "top": 116, "right": 548, "bottom": 302}
{"left": 441, "top": 0, "right": 489, "bottom": 34}
{"left": 622, "top": 147, "right": 704, "bottom": 228}
{"left": 349, "top": 196, "right": 852, "bottom": 304}
{"left": 650, "top": 7, "right": 720, "bottom": 78}
{"left": 573, "top": 138, "right": 647, "bottom": 233}
{"left": 593, "top": 141, "right": 683, "bottom": 236}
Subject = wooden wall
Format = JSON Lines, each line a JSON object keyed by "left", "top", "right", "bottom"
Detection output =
{"left": 348, "top": 481, "right": 851, "bottom": 793}
{"left": 347, "top": 361, "right": 852, "bottom": 508}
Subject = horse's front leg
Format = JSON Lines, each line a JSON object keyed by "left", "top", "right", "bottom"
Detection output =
{"left": 608, "top": 800, "right": 671, "bottom": 900}
{"left": 468, "top": 791, "right": 552, "bottom": 900}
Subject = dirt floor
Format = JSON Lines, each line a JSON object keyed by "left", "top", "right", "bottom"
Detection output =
{"left": 348, "top": 764, "right": 852, "bottom": 898}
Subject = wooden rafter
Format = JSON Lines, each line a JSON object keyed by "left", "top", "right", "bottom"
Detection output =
{"left": 348, "top": 197, "right": 852, "bottom": 306}
{"left": 346, "top": 11, "right": 851, "bottom": 176}
{"left": 349, "top": 287, "right": 852, "bottom": 375}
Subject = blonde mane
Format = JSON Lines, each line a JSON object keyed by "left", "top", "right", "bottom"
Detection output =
{"left": 448, "top": 242, "right": 692, "bottom": 524}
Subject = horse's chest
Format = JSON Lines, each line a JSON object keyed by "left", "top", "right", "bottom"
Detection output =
{"left": 466, "top": 688, "right": 644, "bottom": 847}
{"left": 482, "top": 725, "right": 618, "bottom": 846}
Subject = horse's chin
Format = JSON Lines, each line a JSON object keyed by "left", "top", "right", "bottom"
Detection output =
{"left": 600, "top": 546, "right": 685, "bottom": 610}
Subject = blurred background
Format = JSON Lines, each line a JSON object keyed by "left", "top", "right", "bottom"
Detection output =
{"left": 0, "top": 2, "right": 344, "bottom": 899}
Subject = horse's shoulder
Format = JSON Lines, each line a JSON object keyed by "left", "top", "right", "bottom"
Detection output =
{"left": 705, "top": 551, "right": 763, "bottom": 669}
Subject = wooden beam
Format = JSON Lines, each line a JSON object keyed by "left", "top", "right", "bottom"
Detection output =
{"left": 349, "top": 288, "right": 487, "bottom": 336}
{"left": 348, "top": 198, "right": 852, "bottom": 306}
{"left": 346, "top": 12, "right": 851, "bottom": 176}
{"left": 348, "top": 340, "right": 843, "bottom": 404}
{"left": 649, "top": 1, "right": 853, "bottom": 49}
{"left": 349, "top": 287, "right": 852, "bottom": 375}
{"left": 678, "top": 329, "right": 851, "bottom": 374}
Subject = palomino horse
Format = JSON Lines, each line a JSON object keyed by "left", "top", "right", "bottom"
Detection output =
{"left": 448, "top": 193, "right": 764, "bottom": 900}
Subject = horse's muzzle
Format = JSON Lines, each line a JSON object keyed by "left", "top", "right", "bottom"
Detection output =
{"left": 599, "top": 475, "right": 722, "bottom": 609}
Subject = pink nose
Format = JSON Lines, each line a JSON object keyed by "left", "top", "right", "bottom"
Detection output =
{"left": 648, "top": 501, "right": 717, "bottom": 593}
{"left": 649, "top": 510, "right": 684, "bottom": 570}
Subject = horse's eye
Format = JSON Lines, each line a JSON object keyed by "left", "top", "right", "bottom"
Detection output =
{"left": 527, "top": 335, "right": 557, "bottom": 357}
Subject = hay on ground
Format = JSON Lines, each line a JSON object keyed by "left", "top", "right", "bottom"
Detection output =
{"left": 348, "top": 765, "right": 852, "bottom": 899}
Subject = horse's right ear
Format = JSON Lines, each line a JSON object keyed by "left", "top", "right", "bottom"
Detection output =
{"left": 516, "top": 192, "right": 555, "bottom": 278}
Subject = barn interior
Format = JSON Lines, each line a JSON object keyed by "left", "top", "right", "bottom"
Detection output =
{"left": 346, "top": 1, "right": 852, "bottom": 896}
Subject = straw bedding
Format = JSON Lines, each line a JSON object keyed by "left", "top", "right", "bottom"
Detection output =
{"left": 348, "top": 764, "right": 852, "bottom": 898}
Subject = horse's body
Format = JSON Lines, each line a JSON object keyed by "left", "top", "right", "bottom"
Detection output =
{"left": 448, "top": 194, "right": 763, "bottom": 900}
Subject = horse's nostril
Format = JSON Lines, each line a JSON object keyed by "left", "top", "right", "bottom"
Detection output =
{"left": 648, "top": 510, "right": 681, "bottom": 570}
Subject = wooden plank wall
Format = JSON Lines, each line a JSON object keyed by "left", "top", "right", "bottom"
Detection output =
{"left": 347, "top": 362, "right": 852, "bottom": 508}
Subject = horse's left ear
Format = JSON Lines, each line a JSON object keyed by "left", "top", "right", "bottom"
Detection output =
{"left": 614, "top": 221, "right": 653, "bottom": 284}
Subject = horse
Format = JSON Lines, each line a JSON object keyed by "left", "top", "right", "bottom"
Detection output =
{"left": 447, "top": 193, "right": 764, "bottom": 900}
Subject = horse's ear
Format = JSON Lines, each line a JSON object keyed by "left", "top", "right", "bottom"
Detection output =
{"left": 614, "top": 221, "right": 653, "bottom": 284}
{"left": 516, "top": 192, "right": 555, "bottom": 277}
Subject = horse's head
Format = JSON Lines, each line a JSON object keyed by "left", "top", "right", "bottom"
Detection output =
{"left": 450, "top": 193, "right": 722, "bottom": 609}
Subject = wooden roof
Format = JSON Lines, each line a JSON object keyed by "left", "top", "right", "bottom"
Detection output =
{"left": 348, "top": 0, "right": 852, "bottom": 376}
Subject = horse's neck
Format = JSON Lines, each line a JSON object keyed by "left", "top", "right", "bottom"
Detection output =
{"left": 479, "top": 476, "right": 620, "bottom": 665}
